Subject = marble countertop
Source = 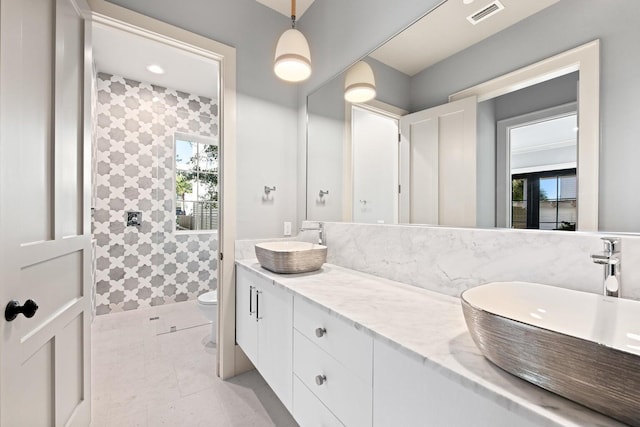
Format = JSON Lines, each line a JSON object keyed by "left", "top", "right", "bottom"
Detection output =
{"left": 236, "top": 259, "right": 626, "bottom": 427}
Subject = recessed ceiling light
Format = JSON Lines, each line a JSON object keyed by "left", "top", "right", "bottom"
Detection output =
{"left": 463, "top": 0, "right": 475, "bottom": 4}
{"left": 147, "top": 64, "right": 165, "bottom": 74}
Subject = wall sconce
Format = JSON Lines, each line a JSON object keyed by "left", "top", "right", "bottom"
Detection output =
{"left": 274, "top": 0, "right": 312, "bottom": 82}
{"left": 345, "top": 61, "right": 376, "bottom": 103}
{"left": 264, "top": 185, "right": 276, "bottom": 195}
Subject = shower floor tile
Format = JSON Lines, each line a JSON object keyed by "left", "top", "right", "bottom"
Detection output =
{"left": 91, "top": 300, "right": 298, "bottom": 427}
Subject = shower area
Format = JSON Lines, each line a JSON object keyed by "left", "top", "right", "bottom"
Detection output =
{"left": 90, "top": 21, "right": 221, "bottom": 316}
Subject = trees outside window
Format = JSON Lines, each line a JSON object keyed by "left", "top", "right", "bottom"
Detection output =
{"left": 175, "top": 135, "right": 218, "bottom": 231}
{"left": 511, "top": 168, "right": 576, "bottom": 231}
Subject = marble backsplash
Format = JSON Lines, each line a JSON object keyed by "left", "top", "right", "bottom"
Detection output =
{"left": 319, "top": 222, "right": 640, "bottom": 301}
{"left": 235, "top": 221, "right": 640, "bottom": 300}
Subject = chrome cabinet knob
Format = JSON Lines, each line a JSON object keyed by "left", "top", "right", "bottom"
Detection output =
{"left": 315, "top": 327, "right": 327, "bottom": 338}
{"left": 315, "top": 374, "right": 327, "bottom": 386}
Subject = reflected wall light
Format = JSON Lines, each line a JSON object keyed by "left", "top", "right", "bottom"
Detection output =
{"left": 274, "top": 0, "right": 312, "bottom": 82}
{"left": 344, "top": 61, "right": 376, "bottom": 103}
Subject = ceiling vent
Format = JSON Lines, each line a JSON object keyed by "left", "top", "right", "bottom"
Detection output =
{"left": 467, "top": 1, "right": 505, "bottom": 25}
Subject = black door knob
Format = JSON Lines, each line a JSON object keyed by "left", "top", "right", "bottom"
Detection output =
{"left": 5, "top": 299, "right": 39, "bottom": 322}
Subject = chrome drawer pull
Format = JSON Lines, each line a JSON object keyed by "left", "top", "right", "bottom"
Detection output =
{"left": 249, "top": 286, "right": 255, "bottom": 315}
{"left": 315, "top": 374, "right": 327, "bottom": 386}
{"left": 315, "top": 327, "right": 327, "bottom": 338}
{"left": 256, "top": 290, "right": 263, "bottom": 321}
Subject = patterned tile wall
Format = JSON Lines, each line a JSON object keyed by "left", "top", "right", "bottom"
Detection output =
{"left": 93, "top": 72, "right": 219, "bottom": 315}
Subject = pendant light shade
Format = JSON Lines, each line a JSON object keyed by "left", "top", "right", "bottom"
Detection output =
{"left": 274, "top": 28, "right": 312, "bottom": 82}
{"left": 274, "top": 0, "right": 311, "bottom": 82}
{"left": 344, "top": 61, "right": 376, "bottom": 103}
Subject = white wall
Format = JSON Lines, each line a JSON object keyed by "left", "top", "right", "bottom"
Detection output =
{"left": 306, "top": 75, "right": 345, "bottom": 222}
{"left": 306, "top": 58, "right": 411, "bottom": 223}
{"left": 107, "top": 0, "right": 442, "bottom": 238}
{"left": 107, "top": 0, "right": 299, "bottom": 239}
{"left": 109, "top": 0, "right": 640, "bottom": 233}
{"left": 296, "top": 0, "right": 444, "bottom": 227}
{"left": 408, "top": 0, "right": 640, "bottom": 232}
{"left": 366, "top": 58, "right": 412, "bottom": 112}
{"left": 494, "top": 72, "right": 578, "bottom": 122}
{"left": 476, "top": 99, "right": 496, "bottom": 228}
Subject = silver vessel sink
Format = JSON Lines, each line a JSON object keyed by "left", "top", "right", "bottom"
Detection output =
{"left": 461, "top": 282, "right": 640, "bottom": 427}
{"left": 255, "top": 241, "right": 327, "bottom": 274}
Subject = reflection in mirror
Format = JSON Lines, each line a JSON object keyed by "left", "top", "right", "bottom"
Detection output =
{"left": 352, "top": 106, "right": 399, "bottom": 224}
{"left": 508, "top": 112, "right": 577, "bottom": 230}
{"left": 488, "top": 73, "right": 579, "bottom": 229}
{"left": 307, "top": 0, "right": 640, "bottom": 232}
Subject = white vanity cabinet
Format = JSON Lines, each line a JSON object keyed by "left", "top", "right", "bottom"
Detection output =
{"left": 372, "top": 339, "right": 539, "bottom": 427}
{"left": 292, "top": 296, "right": 373, "bottom": 427}
{"left": 235, "top": 266, "right": 293, "bottom": 411}
{"left": 234, "top": 261, "right": 616, "bottom": 427}
{"left": 293, "top": 376, "right": 345, "bottom": 427}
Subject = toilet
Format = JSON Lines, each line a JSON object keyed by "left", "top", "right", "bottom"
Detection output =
{"left": 197, "top": 290, "right": 218, "bottom": 344}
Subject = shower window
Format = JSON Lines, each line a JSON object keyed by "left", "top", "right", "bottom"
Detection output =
{"left": 175, "top": 133, "right": 219, "bottom": 232}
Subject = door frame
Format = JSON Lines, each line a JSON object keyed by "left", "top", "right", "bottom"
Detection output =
{"left": 450, "top": 40, "right": 599, "bottom": 231}
{"left": 496, "top": 102, "right": 578, "bottom": 228}
{"left": 87, "top": 0, "right": 240, "bottom": 379}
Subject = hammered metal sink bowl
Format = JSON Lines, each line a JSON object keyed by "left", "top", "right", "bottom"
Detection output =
{"left": 461, "top": 282, "right": 640, "bottom": 427}
{"left": 255, "top": 241, "right": 327, "bottom": 274}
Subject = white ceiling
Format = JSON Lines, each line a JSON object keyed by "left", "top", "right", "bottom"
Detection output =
{"left": 92, "top": 23, "right": 219, "bottom": 99}
{"left": 511, "top": 114, "right": 577, "bottom": 154}
{"left": 256, "top": 0, "right": 315, "bottom": 18}
{"left": 369, "top": 0, "right": 560, "bottom": 76}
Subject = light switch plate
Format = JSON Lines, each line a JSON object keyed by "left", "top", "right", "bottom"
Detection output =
{"left": 283, "top": 221, "right": 292, "bottom": 236}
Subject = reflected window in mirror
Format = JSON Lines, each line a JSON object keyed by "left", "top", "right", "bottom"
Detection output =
{"left": 508, "top": 112, "right": 577, "bottom": 231}
{"left": 511, "top": 169, "right": 576, "bottom": 231}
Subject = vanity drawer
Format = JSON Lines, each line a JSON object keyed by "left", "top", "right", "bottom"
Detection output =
{"left": 294, "top": 296, "right": 372, "bottom": 383}
{"left": 293, "top": 375, "right": 345, "bottom": 427}
{"left": 293, "top": 330, "right": 372, "bottom": 427}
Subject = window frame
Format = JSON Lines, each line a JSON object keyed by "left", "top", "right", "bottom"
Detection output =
{"left": 511, "top": 168, "right": 577, "bottom": 230}
{"left": 173, "top": 131, "right": 219, "bottom": 235}
{"left": 496, "top": 102, "right": 578, "bottom": 228}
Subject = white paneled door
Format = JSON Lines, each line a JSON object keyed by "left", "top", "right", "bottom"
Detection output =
{"left": 0, "top": 0, "right": 92, "bottom": 425}
{"left": 399, "top": 96, "right": 477, "bottom": 226}
{"left": 352, "top": 106, "right": 399, "bottom": 224}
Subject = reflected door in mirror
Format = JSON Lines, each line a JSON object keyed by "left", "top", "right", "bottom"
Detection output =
{"left": 399, "top": 96, "right": 477, "bottom": 226}
{"left": 352, "top": 106, "right": 399, "bottom": 224}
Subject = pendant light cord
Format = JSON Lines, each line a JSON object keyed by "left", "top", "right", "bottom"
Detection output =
{"left": 291, "top": 0, "right": 296, "bottom": 28}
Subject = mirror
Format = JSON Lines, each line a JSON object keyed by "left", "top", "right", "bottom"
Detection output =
{"left": 306, "top": 0, "right": 640, "bottom": 232}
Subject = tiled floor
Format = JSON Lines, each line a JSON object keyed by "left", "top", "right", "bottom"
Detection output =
{"left": 91, "top": 301, "right": 299, "bottom": 427}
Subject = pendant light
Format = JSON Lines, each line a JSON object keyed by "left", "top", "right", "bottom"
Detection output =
{"left": 274, "top": 0, "right": 312, "bottom": 82}
{"left": 344, "top": 61, "right": 376, "bottom": 103}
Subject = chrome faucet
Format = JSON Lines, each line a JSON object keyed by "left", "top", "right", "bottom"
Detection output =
{"left": 300, "top": 222, "right": 325, "bottom": 246}
{"left": 591, "top": 237, "right": 621, "bottom": 297}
